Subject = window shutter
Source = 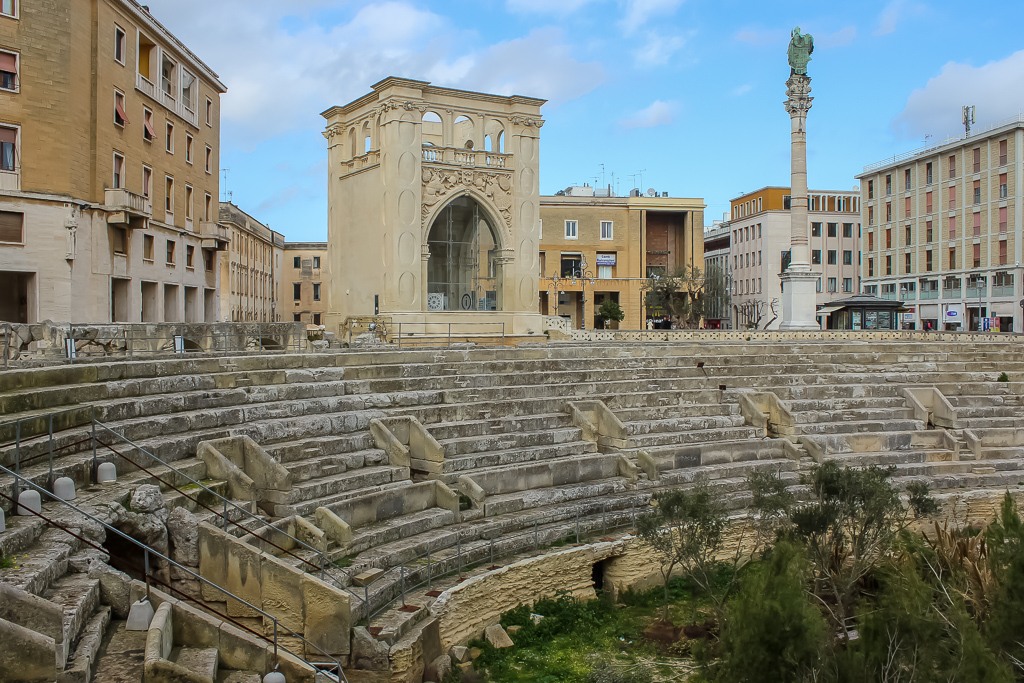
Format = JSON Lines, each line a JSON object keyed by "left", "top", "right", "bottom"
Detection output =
{"left": 0, "top": 126, "right": 15, "bottom": 143}
{"left": 0, "top": 210, "right": 23, "bottom": 242}
{"left": 0, "top": 52, "right": 16, "bottom": 71}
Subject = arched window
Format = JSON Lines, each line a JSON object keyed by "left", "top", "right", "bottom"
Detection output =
{"left": 426, "top": 196, "right": 501, "bottom": 312}
{"left": 453, "top": 115, "right": 473, "bottom": 149}
{"left": 362, "top": 121, "right": 372, "bottom": 154}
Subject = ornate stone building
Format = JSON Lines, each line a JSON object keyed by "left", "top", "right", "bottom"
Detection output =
{"left": 322, "top": 77, "right": 546, "bottom": 336}
{"left": 0, "top": 0, "right": 227, "bottom": 323}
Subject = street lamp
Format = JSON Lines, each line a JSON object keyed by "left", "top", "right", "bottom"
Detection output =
{"left": 550, "top": 256, "right": 596, "bottom": 329}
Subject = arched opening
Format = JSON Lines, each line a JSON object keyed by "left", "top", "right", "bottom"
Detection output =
{"left": 484, "top": 120, "right": 505, "bottom": 154}
{"left": 362, "top": 121, "right": 372, "bottom": 154}
{"left": 348, "top": 127, "right": 357, "bottom": 158}
{"left": 421, "top": 111, "right": 443, "bottom": 147}
{"left": 453, "top": 115, "right": 473, "bottom": 149}
{"left": 426, "top": 196, "right": 502, "bottom": 312}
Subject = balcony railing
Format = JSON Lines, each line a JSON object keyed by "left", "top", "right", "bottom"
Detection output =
{"left": 136, "top": 73, "right": 199, "bottom": 127}
{"left": 199, "top": 221, "right": 230, "bottom": 250}
{"left": 104, "top": 188, "right": 152, "bottom": 216}
{"left": 919, "top": 290, "right": 939, "bottom": 299}
{"left": 992, "top": 285, "right": 1014, "bottom": 297}
{"left": 422, "top": 146, "right": 511, "bottom": 168}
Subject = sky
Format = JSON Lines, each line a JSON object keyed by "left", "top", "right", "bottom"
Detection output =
{"left": 144, "top": 0, "right": 1024, "bottom": 241}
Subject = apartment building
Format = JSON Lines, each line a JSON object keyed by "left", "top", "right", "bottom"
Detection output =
{"left": 702, "top": 222, "right": 731, "bottom": 328}
{"left": 0, "top": 0, "right": 227, "bottom": 323}
{"left": 281, "top": 242, "right": 328, "bottom": 325}
{"left": 856, "top": 118, "right": 1024, "bottom": 332}
{"left": 539, "top": 186, "right": 705, "bottom": 329}
{"left": 218, "top": 202, "right": 284, "bottom": 323}
{"left": 727, "top": 186, "right": 861, "bottom": 330}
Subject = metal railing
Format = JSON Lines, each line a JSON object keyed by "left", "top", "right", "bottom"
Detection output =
{"left": 364, "top": 498, "right": 648, "bottom": 620}
{"left": 2, "top": 321, "right": 11, "bottom": 370}
{"left": 394, "top": 321, "right": 506, "bottom": 349}
{"left": 0, "top": 463, "right": 345, "bottom": 682}
{"left": 0, "top": 405, "right": 98, "bottom": 496}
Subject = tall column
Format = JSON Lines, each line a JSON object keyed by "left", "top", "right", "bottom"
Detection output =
{"left": 779, "top": 63, "right": 821, "bottom": 329}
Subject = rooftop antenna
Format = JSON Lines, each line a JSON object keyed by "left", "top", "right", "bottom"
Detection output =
{"left": 635, "top": 169, "right": 646, "bottom": 191}
{"left": 599, "top": 163, "right": 606, "bottom": 188}
{"left": 923, "top": 133, "right": 932, "bottom": 147}
{"left": 962, "top": 105, "right": 975, "bottom": 137}
{"left": 221, "top": 168, "right": 231, "bottom": 203}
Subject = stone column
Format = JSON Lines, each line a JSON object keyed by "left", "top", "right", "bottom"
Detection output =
{"left": 779, "top": 72, "right": 821, "bottom": 330}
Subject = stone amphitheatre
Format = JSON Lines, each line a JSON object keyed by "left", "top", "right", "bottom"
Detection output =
{"left": 1, "top": 326, "right": 1023, "bottom": 683}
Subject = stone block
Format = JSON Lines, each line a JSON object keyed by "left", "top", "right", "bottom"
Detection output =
{"left": 484, "top": 624, "right": 514, "bottom": 648}
{"left": 260, "top": 555, "right": 305, "bottom": 634}
{"left": 301, "top": 574, "right": 351, "bottom": 657}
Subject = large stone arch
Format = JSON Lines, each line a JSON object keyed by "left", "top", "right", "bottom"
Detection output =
{"left": 424, "top": 193, "right": 507, "bottom": 312}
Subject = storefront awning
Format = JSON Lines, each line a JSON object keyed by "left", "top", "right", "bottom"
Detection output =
{"left": 815, "top": 306, "right": 842, "bottom": 316}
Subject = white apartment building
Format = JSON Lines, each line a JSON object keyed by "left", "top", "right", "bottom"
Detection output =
{"left": 857, "top": 117, "right": 1024, "bottom": 332}
{"left": 725, "top": 186, "right": 861, "bottom": 329}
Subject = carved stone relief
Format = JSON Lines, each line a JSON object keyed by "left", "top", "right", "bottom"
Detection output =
{"left": 421, "top": 166, "right": 514, "bottom": 233}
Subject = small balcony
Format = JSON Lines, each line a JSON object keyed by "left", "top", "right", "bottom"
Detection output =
{"left": 199, "top": 221, "right": 230, "bottom": 250}
{"left": 422, "top": 146, "right": 511, "bottom": 169}
{"left": 105, "top": 188, "right": 152, "bottom": 227}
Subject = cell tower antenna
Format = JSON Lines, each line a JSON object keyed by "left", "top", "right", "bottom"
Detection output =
{"left": 962, "top": 105, "right": 975, "bottom": 137}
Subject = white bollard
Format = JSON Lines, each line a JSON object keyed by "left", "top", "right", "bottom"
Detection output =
{"left": 97, "top": 462, "right": 117, "bottom": 483}
{"left": 125, "top": 598, "right": 155, "bottom": 631}
{"left": 16, "top": 490, "right": 41, "bottom": 516}
{"left": 53, "top": 476, "right": 76, "bottom": 501}
{"left": 0, "top": 506, "right": 5, "bottom": 532}
{"left": 263, "top": 671, "right": 286, "bottom": 683}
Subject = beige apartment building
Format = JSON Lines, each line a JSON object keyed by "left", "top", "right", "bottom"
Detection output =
{"left": 539, "top": 186, "right": 705, "bottom": 329}
{"left": 0, "top": 0, "right": 226, "bottom": 323}
{"left": 281, "top": 242, "right": 328, "bottom": 325}
{"left": 726, "top": 186, "right": 861, "bottom": 329}
{"left": 856, "top": 118, "right": 1024, "bottom": 332}
{"left": 218, "top": 202, "right": 284, "bottom": 323}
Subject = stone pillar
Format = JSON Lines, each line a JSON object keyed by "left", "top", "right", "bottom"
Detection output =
{"left": 779, "top": 72, "right": 821, "bottom": 330}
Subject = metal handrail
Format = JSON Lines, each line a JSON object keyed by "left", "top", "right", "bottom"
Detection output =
{"left": 395, "top": 321, "right": 506, "bottom": 349}
{"left": 89, "top": 420, "right": 365, "bottom": 606}
{"left": 0, "top": 463, "right": 346, "bottom": 681}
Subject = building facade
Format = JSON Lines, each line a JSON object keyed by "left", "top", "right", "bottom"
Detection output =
{"left": 539, "top": 186, "right": 705, "bottom": 329}
{"left": 856, "top": 118, "right": 1023, "bottom": 332}
{"left": 726, "top": 186, "right": 861, "bottom": 329}
{"left": 322, "top": 77, "right": 546, "bottom": 336}
{"left": 0, "top": 0, "right": 227, "bottom": 324}
{"left": 702, "top": 221, "right": 731, "bottom": 328}
{"left": 218, "top": 202, "right": 283, "bottom": 323}
{"left": 281, "top": 242, "right": 328, "bottom": 325}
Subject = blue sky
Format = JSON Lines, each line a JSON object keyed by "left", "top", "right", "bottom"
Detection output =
{"left": 145, "top": 0, "right": 1024, "bottom": 241}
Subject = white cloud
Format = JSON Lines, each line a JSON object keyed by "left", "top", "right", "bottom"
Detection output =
{"left": 632, "top": 30, "right": 689, "bottom": 67}
{"left": 893, "top": 50, "right": 1024, "bottom": 140}
{"left": 733, "top": 26, "right": 787, "bottom": 47}
{"left": 620, "top": 100, "right": 677, "bottom": 128}
{"left": 619, "top": 0, "right": 685, "bottom": 36}
{"left": 875, "top": 0, "right": 928, "bottom": 36}
{"left": 817, "top": 25, "right": 857, "bottom": 48}
{"left": 506, "top": 0, "right": 599, "bottom": 14}
{"left": 731, "top": 83, "right": 752, "bottom": 97}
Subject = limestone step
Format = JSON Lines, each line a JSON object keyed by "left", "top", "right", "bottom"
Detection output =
{"left": 798, "top": 419, "right": 925, "bottom": 435}
{"left": 626, "top": 425, "right": 763, "bottom": 448}
{"left": 345, "top": 508, "right": 458, "bottom": 558}
{"left": 92, "top": 619, "right": 148, "bottom": 683}
{"left": 823, "top": 449, "right": 954, "bottom": 468}
{"left": 482, "top": 477, "right": 631, "bottom": 517}
{"left": 268, "top": 433, "right": 377, "bottom": 464}
{"left": 282, "top": 448, "right": 389, "bottom": 483}
{"left": 218, "top": 671, "right": 262, "bottom": 683}
{"left": 173, "top": 646, "right": 219, "bottom": 681}
{"left": 440, "top": 426, "right": 585, "bottom": 457}
{"left": 163, "top": 478, "right": 230, "bottom": 515}
{"left": 625, "top": 413, "right": 746, "bottom": 436}
{"left": 657, "top": 459, "right": 800, "bottom": 488}
{"left": 440, "top": 440, "right": 598, "bottom": 476}
{"left": 62, "top": 604, "right": 111, "bottom": 682}
{"left": 292, "top": 473, "right": 413, "bottom": 517}
{"left": 0, "top": 514, "right": 48, "bottom": 558}
{"left": 0, "top": 526, "right": 77, "bottom": 595}
{"left": 426, "top": 412, "right": 574, "bottom": 441}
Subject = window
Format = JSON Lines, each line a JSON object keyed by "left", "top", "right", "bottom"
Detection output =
{"left": 204, "top": 249, "right": 214, "bottom": 271}
{"left": 811, "top": 249, "right": 821, "bottom": 265}
{"left": 867, "top": 232, "right": 874, "bottom": 250}
{"left": 972, "top": 180, "right": 981, "bottom": 205}
{"left": 999, "top": 140, "right": 1008, "bottom": 166}
{"left": 885, "top": 174, "right": 892, "bottom": 195}
{"left": 925, "top": 220, "right": 933, "bottom": 242}
{"left": 184, "top": 184, "right": 193, "bottom": 220}
{"left": 114, "top": 25, "right": 126, "bottom": 64}
{"left": 973, "top": 243, "right": 981, "bottom": 268}
{"left": 843, "top": 250, "right": 853, "bottom": 265}
{"left": 143, "top": 234, "right": 154, "bottom": 260}
{"left": 827, "top": 277, "right": 837, "bottom": 293}
{"left": 948, "top": 247, "right": 956, "bottom": 269}
{"left": 1000, "top": 173, "right": 1008, "bottom": 199}
{"left": 926, "top": 191, "right": 933, "bottom": 213}
{"left": 165, "top": 121, "right": 174, "bottom": 153}
{"left": 948, "top": 185, "right": 956, "bottom": 210}
{"left": 905, "top": 225, "right": 912, "bottom": 245}
{"left": 868, "top": 206, "right": 874, "bottom": 225}
{"left": 165, "top": 175, "right": 174, "bottom": 215}
{"left": 1000, "top": 241, "right": 1008, "bottom": 265}
{"left": 205, "top": 145, "right": 212, "bottom": 174}
{"left": 0, "top": 125, "right": 17, "bottom": 171}
{"left": 185, "top": 134, "right": 193, "bottom": 164}
{"left": 811, "top": 222, "right": 821, "bottom": 237}
{"left": 926, "top": 162, "right": 933, "bottom": 185}
{"left": 948, "top": 215, "right": 956, "bottom": 239}
{"left": 180, "top": 69, "right": 196, "bottom": 113}
{"left": 885, "top": 228, "right": 892, "bottom": 249}
{"left": 904, "top": 168, "right": 911, "bottom": 191}
{"left": 293, "top": 256, "right": 301, "bottom": 268}
{"left": 826, "top": 222, "right": 837, "bottom": 238}
{"left": 0, "top": 50, "right": 17, "bottom": 91}
{"left": 313, "top": 313, "right": 322, "bottom": 325}
{"left": 600, "top": 220, "right": 613, "bottom": 240}
{"left": 904, "top": 253, "right": 911, "bottom": 273}
{"left": 842, "top": 277, "right": 853, "bottom": 293}
{"left": 166, "top": 239, "right": 176, "bottom": 265}
{"left": 827, "top": 250, "right": 837, "bottom": 265}
{"left": 142, "top": 165, "right": 152, "bottom": 198}
{"left": 0, "top": 210, "right": 23, "bottom": 243}
{"left": 0, "top": 0, "right": 16, "bottom": 17}
{"left": 313, "top": 283, "right": 321, "bottom": 301}
{"left": 783, "top": 195, "right": 791, "bottom": 209}
{"left": 867, "top": 180, "right": 874, "bottom": 199}
{"left": 186, "top": 244, "right": 195, "bottom": 268}
{"left": 564, "top": 220, "right": 577, "bottom": 239}
{"left": 972, "top": 211, "right": 981, "bottom": 237}
{"left": 1000, "top": 207, "right": 1008, "bottom": 234}
{"left": 815, "top": 277, "right": 822, "bottom": 293}
{"left": 292, "top": 283, "right": 301, "bottom": 300}
{"left": 885, "top": 203, "right": 892, "bottom": 222}
{"left": 204, "top": 193, "right": 212, "bottom": 221}
{"left": 868, "top": 258, "right": 874, "bottom": 277}
{"left": 885, "top": 255, "right": 892, "bottom": 275}
{"left": 113, "top": 90, "right": 128, "bottom": 127}
{"left": 948, "top": 155, "right": 956, "bottom": 178}
{"left": 842, "top": 223, "right": 853, "bottom": 238}
{"left": 904, "top": 196, "right": 911, "bottom": 217}
{"left": 972, "top": 147, "right": 981, "bottom": 173}
{"left": 143, "top": 108, "right": 156, "bottom": 141}
{"left": 205, "top": 98, "right": 213, "bottom": 126}
{"left": 925, "top": 250, "right": 933, "bottom": 271}
{"left": 111, "top": 227, "right": 127, "bottom": 255}
{"left": 112, "top": 152, "right": 124, "bottom": 188}
{"left": 563, "top": 253, "right": 583, "bottom": 276}
{"left": 313, "top": 256, "right": 321, "bottom": 269}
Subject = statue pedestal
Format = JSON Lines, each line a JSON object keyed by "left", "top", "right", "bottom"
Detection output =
{"left": 779, "top": 268, "right": 821, "bottom": 331}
